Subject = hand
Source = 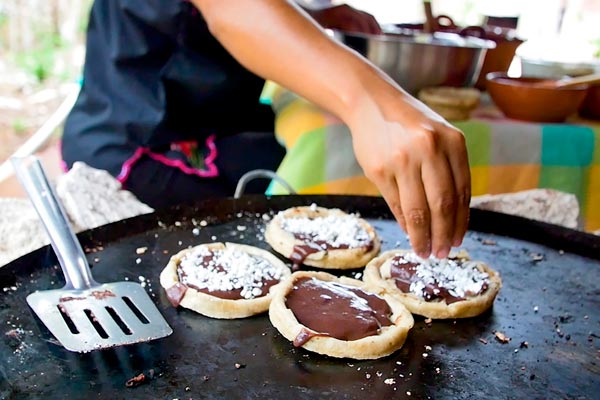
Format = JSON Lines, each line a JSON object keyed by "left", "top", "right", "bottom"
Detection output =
{"left": 347, "top": 82, "right": 471, "bottom": 259}
{"left": 192, "top": 0, "right": 469, "bottom": 258}
{"left": 307, "top": 4, "right": 382, "bottom": 35}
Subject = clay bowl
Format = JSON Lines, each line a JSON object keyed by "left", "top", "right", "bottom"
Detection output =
{"left": 472, "top": 27, "right": 523, "bottom": 90}
{"left": 579, "top": 85, "right": 600, "bottom": 120}
{"left": 486, "top": 72, "right": 589, "bottom": 123}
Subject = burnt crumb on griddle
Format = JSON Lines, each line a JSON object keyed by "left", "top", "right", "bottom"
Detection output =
{"left": 234, "top": 363, "right": 246, "bottom": 369}
{"left": 556, "top": 328, "right": 565, "bottom": 337}
{"left": 559, "top": 314, "right": 574, "bottom": 324}
{"left": 202, "top": 375, "right": 210, "bottom": 382}
{"left": 84, "top": 245, "right": 104, "bottom": 254}
{"left": 479, "top": 338, "right": 488, "bottom": 345}
{"left": 125, "top": 373, "right": 146, "bottom": 388}
{"left": 530, "top": 253, "right": 544, "bottom": 262}
{"left": 125, "top": 368, "right": 159, "bottom": 388}
{"left": 494, "top": 331, "right": 511, "bottom": 344}
{"left": 481, "top": 239, "right": 497, "bottom": 246}
{"left": 4, "top": 328, "right": 25, "bottom": 349}
{"left": 520, "top": 341, "right": 529, "bottom": 349}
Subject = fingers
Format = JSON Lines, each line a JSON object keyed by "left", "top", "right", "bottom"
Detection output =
{"left": 397, "top": 165, "right": 432, "bottom": 258}
{"left": 377, "top": 177, "right": 407, "bottom": 234}
{"left": 421, "top": 151, "right": 457, "bottom": 259}
{"left": 443, "top": 129, "right": 471, "bottom": 246}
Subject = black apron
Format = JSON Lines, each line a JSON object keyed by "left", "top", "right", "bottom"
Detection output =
{"left": 62, "top": 0, "right": 275, "bottom": 178}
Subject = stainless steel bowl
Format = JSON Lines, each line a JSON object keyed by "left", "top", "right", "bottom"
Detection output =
{"left": 335, "top": 30, "right": 495, "bottom": 95}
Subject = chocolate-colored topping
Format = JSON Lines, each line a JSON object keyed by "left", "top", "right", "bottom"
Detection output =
{"left": 59, "top": 296, "right": 86, "bottom": 302}
{"left": 289, "top": 242, "right": 323, "bottom": 270}
{"left": 389, "top": 254, "right": 488, "bottom": 304}
{"left": 291, "top": 234, "right": 349, "bottom": 251}
{"left": 293, "top": 327, "right": 323, "bottom": 347}
{"left": 59, "top": 290, "right": 116, "bottom": 303}
{"left": 166, "top": 283, "right": 188, "bottom": 307}
{"left": 279, "top": 213, "right": 374, "bottom": 267}
{"left": 90, "top": 290, "right": 115, "bottom": 300}
{"left": 286, "top": 277, "right": 393, "bottom": 344}
{"left": 190, "top": 279, "right": 279, "bottom": 300}
{"left": 289, "top": 236, "right": 374, "bottom": 270}
{"left": 177, "top": 247, "right": 283, "bottom": 300}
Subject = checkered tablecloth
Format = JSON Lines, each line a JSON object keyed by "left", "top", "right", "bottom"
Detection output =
{"left": 262, "top": 84, "right": 600, "bottom": 231}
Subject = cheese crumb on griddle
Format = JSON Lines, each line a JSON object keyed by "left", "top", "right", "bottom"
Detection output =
{"left": 279, "top": 213, "right": 370, "bottom": 248}
{"left": 178, "top": 246, "right": 284, "bottom": 299}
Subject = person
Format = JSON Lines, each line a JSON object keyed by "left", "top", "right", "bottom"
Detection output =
{"left": 61, "top": 0, "right": 470, "bottom": 260}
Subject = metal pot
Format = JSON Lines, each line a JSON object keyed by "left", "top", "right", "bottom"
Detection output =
{"left": 335, "top": 30, "right": 495, "bottom": 95}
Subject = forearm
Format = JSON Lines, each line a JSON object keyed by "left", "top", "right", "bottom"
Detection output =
{"left": 190, "top": 0, "right": 394, "bottom": 123}
{"left": 192, "top": 0, "right": 471, "bottom": 259}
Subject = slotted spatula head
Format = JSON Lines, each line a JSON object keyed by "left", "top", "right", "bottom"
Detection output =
{"left": 12, "top": 156, "right": 172, "bottom": 352}
{"left": 27, "top": 282, "right": 172, "bottom": 352}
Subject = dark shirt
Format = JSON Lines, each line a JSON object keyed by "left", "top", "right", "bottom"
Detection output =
{"left": 62, "top": 0, "right": 274, "bottom": 177}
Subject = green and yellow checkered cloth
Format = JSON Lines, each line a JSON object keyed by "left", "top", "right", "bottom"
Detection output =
{"left": 263, "top": 84, "right": 600, "bottom": 231}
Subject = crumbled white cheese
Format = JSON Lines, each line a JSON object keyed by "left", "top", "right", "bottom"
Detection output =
{"left": 394, "top": 252, "right": 489, "bottom": 299}
{"left": 279, "top": 212, "right": 370, "bottom": 248}
{"left": 136, "top": 247, "right": 148, "bottom": 255}
{"left": 178, "top": 246, "right": 285, "bottom": 299}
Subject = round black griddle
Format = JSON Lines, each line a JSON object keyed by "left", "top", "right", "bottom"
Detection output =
{"left": 1, "top": 195, "right": 599, "bottom": 399}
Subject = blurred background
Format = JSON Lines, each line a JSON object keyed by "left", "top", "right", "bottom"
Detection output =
{"left": 1, "top": 0, "right": 599, "bottom": 169}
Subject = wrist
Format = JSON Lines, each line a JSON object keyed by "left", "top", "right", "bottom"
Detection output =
{"left": 335, "top": 57, "right": 408, "bottom": 125}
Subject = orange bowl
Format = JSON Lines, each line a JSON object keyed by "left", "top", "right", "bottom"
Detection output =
{"left": 579, "top": 85, "right": 600, "bottom": 120}
{"left": 486, "top": 72, "right": 589, "bottom": 122}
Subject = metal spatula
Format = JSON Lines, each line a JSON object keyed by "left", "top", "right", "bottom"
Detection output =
{"left": 11, "top": 156, "right": 172, "bottom": 352}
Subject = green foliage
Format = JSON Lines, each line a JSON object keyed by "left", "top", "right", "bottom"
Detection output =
{"left": 15, "top": 33, "right": 64, "bottom": 83}
{"left": 592, "top": 38, "right": 600, "bottom": 59}
{"left": 12, "top": 118, "right": 28, "bottom": 136}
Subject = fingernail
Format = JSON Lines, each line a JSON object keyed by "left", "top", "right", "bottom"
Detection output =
{"left": 436, "top": 248, "right": 450, "bottom": 259}
{"left": 453, "top": 238, "right": 462, "bottom": 247}
{"left": 415, "top": 247, "right": 431, "bottom": 259}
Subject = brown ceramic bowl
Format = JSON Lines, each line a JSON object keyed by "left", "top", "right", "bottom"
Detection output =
{"left": 579, "top": 85, "right": 600, "bottom": 120}
{"left": 486, "top": 72, "right": 589, "bottom": 122}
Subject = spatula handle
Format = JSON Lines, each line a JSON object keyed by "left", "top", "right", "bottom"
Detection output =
{"left": 10, "top": 156, "right": 97, "bottom": 290}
